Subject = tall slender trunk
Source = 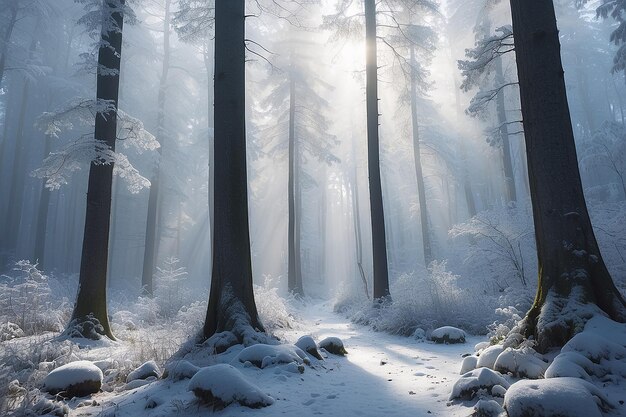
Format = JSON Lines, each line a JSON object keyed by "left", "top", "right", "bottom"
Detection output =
{"left": 141, "top": 0, "right": 171, "bottom": 295}
{"left": 495, "top": 56, "right": 517, "bottom": 203}
{"left": 410, "top": 45, "right": 432, "bottom": 265}
{"left": 204, "top": 40, "right": 214, "bottom": 271}
{"left": 509, "top": 0, "right": 626, "bottom": 352}
{"left": 364, "top": 0, "right": 390, "bottom": 301}
{"left": 352, "top": 162, "right": 370, "bottom": 298}
{"left": 288, "top": 71, "right": 304, "bottom": 296}
{"left": 203, "top": 0, "right": 264, "bottom": 341}
{"left": 34, "top": 135, "right": 53, "bottom": 268}
{"left": 0, "top": 2, "right": 18, "bottom": 87}
{"left": 610, "top": 76, "right": 625, "bottom": 123}
{"left": 69, "top": 1, "right": 126, "bottom": 340}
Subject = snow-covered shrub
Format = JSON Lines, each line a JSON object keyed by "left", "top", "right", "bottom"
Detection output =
{"left": 254, "top": 275, "right": 294, "bottom": 331}
{"left": 349, "top": 261, "right": 493, "bottom": 335}
{"left": 0, "top": 261, "right": 70, "bottom": 336}
{"left": 153, "top": 257, "right": 188, "bottom": 318}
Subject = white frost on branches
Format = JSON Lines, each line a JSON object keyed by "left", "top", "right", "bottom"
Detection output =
{"left": 33, "top": 98, "right": 158, "bottom": 192}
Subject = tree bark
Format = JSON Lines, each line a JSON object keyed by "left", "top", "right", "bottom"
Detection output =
{"left": 410, "top": 45, "right": 432, "bottom": 265}
{"left": 364, "top": 0, "right": 390, "bottom": 301}
{"left": 34, "top": 135, "right": 53, "bottom": 268}
{"left": 141, "top": 0, "right": 171, "bottom": 296}
{"left": 68, "top": 1, "right": 126, "bottom": 340}
{"left": 288, "top": 71, "right": 304, "bottom": 296}
{"left": 509, "top": 0, "right": 626, "bottom": 352}
{"left": 495, "top": 56, "right": 517, "bottom": 203}
{"left": 203, "top": 0, "right": 264, "bottom": 342}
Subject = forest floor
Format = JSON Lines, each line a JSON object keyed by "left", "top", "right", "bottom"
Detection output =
{"left": 53, "top": 300, "right": 483, "bottom": 417}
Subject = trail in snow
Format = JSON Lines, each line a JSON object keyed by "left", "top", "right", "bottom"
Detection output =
{"left": 79, "top": 300, "right": 485, "bottom": 417}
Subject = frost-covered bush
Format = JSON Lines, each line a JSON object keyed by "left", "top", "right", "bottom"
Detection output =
{"left": 154, "top": 257, "right": 189, "bottom": 318}
{"left": 254, "top": 276, "right": 293, "bottom": 331}
{"left": 348, "top": 261, "right": 493, "bottom": 335}
{"left": 0, "top": 261, "right": 70, "bottom": 336}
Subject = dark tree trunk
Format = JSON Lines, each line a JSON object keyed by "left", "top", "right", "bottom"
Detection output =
{"left": 288, "top": 72, "right": 304, "bottom": 296}
{"left": 142, "top": 0, "right": 171, "bottom": 296}
{"left": 3, "top": 76, "right": 30, "bottom": 257}
{"left": 495, "top": 56, "right": 517, "bottom": 203}
{"left": 203, "top": 0, "right": 264, "bottom": 342}
{"left": 0, "top": 2, "right": 18, "bottom": 86}
{"left": 509, "top": 0, "right": 626, "bottom": 352}
{"left": 410, "top": 45, "right": 432, "bottom": 265}
{"left": 453, "top": 77, "right": 477, "bottom": 218}
{"left": 68, "top": 1, "right": 126, "bottom": 340}
{"left": 351, "top": 163, "right": 370, "bottom": 299}
{"left": 364, "top": 0, "right": 390, "bottom": 301}
{"left": 34, "top": 135, "right": 53, "bottom": 268}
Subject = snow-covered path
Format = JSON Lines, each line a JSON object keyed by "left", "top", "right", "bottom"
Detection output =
{"left": 78, "top": 301, "right": 485, "bottom": 417}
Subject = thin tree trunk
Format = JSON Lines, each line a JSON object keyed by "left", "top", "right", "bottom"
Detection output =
{"left": 34, "top": 135, "right": 53, "bottom": 268}
{"left": 410, "top": 45, "right": 432, "bottom": 265}
{"left": 288, "top": 71, "right": 304, "bottom": 296}
{"left": 509, "top": 0, "right": 626, "bottom": 352}
{"left": 69, "top": 1, "right": 126, "bottom": 340}
{"left": 203, "top": 0, "right": 264, "bottom": 342}
{"left": 364, "top": 0, "right": 390, "bottom": 301}
{"left": 495, "top": 56, "right": 517, "bottom": 203}
{"left": 141, "top": 0, "right": 171, "bottom": 295}
{"left": 352, "top": 162, "right": 370, "bottom": 299}
{"left": 0, "top": 2, "right": 18, "bottom": 87}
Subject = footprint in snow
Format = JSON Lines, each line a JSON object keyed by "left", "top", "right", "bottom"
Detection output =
{"left": 302, "top": 399, "right": 315, "bottom": 406}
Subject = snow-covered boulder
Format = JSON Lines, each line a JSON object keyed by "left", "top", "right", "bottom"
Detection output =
{"left": 164, "top": 360, "right": 200, "bottom": 381}
{"left": 544, "top": 351, "right": 595, "bottom": 380}
{"left": 319, "top": 337, "right": 347, "bottom": 356}
{"left": 43, "top": 360, "right": 103, "bottom": 397}
{"left": 504, "top": 378, "right": 613, "bottom": 417}
{"left": 189, "top": 364, "right": 274, "bottom": 408}
{"left": 473, "top": 399, "right": 505, "bottom": 417}
{"left": 234, "top": 344, "right": 309, "bottom": 368}
{"left": 449, "top": 367, "right": 510, "bottom": 401}
{"left": 126, "top": 360, "right": 161, "bottom": 383}
{"left": 430, "top": 326, "right": 466, "bottom": 344}
{"left": 0, "top": 322, "right": 25, "bottom": 341}
{"left": 476, "top": 345, "right": 505, "bottom": 369}
{"left": 295, "top": 335, "right": 323, "bottom": 360}
{"left": 460, "top": 356, "right": 477, "bottom": 374}
{"left": 493, "top": 348, "right": 548, "bottom": 378}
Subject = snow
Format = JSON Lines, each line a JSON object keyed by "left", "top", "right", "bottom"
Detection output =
{"left": 473, "top": 398, "right": 505, "bottom": 417}
{"left": 126, "top": 360, "right": 160, "bottom": 382}
{"left": 295, "top": 335, "right": 324, "bottom": 360}
{"left": 430, "top": 326, "right": 466, "bottom": 344}
{"left": 164, "top": 360, "right": 200, "bottom": 381}
{"left": 449, "top": 367, "right": 510, "bottom": 400}
{"left": 233, "top": 343, "right": 310, "bottom": 368}
{"left": 503, "top": 378, "right": 613, "bottom": 417}
{"left": 188, "top": 364, "right": 274, "bottom": 408}
{"left": 493, "top": 347, "right": 548, "bottom": 378}
{"left": 42, "top": 360, "right": 103, "bottom": 394}
{"left": 460, "top": 355, "right": 478, "bottom": 374}
{"left": 476, "top": 345, "right": 505, "bottom": 369}
{"left": 318, "top": 336, "right": 347, "bottom": 355}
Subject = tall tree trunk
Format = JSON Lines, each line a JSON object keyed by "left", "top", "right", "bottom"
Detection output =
{"left": 288, "top": 72, "right": 304, "bottom": 296}
{"left": 203, "top": 0, "right": 264, "bottom": 343}
{"left": 410, "top": 45, "right": 432, "bottom": 265}
{"left": 141, "top": 0, "right": 171, "bottom": 296}
{"left": 0, "top": 2, "right": 18, "bottom": 87}
{"left": 34, "top": 135, "right": 53, "bottom": 268}
{"left": 364, "top": 0, "right": 390, "bottom": 301}
{"left": 495, "top": 56, "right": 517, "bottom": 203}
{"left": 509, "top": 0, "right": 626, "bottom": 352}
{"left": 203, "top": 40, "right": 214, "bottom": 271}
{"left": 3, "top": 77, "right": 31, "bottom": 256}
{"left": 352, "top": 162, "right": 370, "bottom": 299}
{"left": 68, "top": 1, "right": 126, "bottom": 340}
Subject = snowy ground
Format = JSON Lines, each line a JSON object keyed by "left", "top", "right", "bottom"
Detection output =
{"left": 6, "top": 301, "right": 481, "bottom": 417}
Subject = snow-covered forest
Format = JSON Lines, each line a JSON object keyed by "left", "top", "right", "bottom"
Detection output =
{"left": 1, "top": 0, "right": 626, "bottom": 416}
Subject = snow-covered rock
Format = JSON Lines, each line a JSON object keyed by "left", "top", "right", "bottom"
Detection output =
{"left": 430, "top": 326, "right": 466, "bottom": 344}
{"left": 473, "top": 399, "right": 505, "bottom": 417}
{"left": 504, "top": 378, "right": 613, "bottom": 417}
{"left": 43, "top": 360, "right": 103, "bottom": 397}
{"left": 460, "top": 355, "right": 477, "bottom": 374}
{"left": 188, "top": 364, "right": 274, "bottom": 408}
{"left": 234, "top": 344, "right": 309, "bottom": 368}
{"left": 544, "top": 351, "right": 595, "bottom": 380}
{"left": 126, "top": 360, "right": 161, "bottom": 383}
{"left": 493, "top": 348, "right": 548, "bottom": 378}
{"left": 319, "top": 337, "right": 347, "bottom": 355}
{"left": 295, "top": 335, "right": 323, "bottom": 360}
{"left": 476, "top": 345, "right": 505, "bottom": 369}
{"left": 449, "top": 367, "right": 510, "bottom": 401}
{"left": 0, "top": 322, "right": 25, "bottom": 341}
{"left": 164, "top": 360, "right": 200, "bottom": 381}
{"left": 475, "top": 341, "right": 490, "bottom": 351}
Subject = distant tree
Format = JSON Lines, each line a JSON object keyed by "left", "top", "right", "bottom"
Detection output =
{"left": 203, "top": 0, "right": 265, "bottom": 346}
{"left": 66, "top": 0, "right": 132, "bottom": 340}
{"left": 507, "top": 0, "right": 626, "bottom": 352}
